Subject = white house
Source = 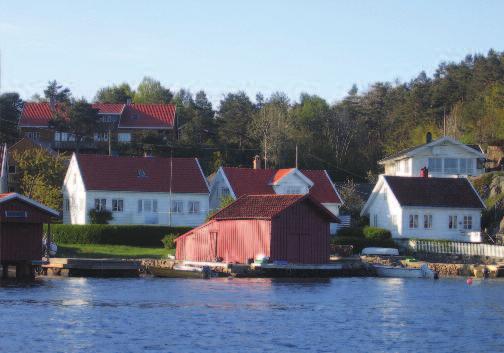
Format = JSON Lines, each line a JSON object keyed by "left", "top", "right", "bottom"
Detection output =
{"left": 379, "top": 135, "right": 485, "bottom": 178}
{"left": 209, "top": 158, "right": 343, "bottom": 233}
{"left": 63, "top": 154, "right": 209, "bottom": 226}
{"left": 361, "top": 175, "right": 485, "bottom": 242}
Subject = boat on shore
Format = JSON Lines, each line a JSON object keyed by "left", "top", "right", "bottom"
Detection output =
{"left": 148, "top": 264, "right": 213, "bottom": 279}
{"left": 373, "top": 264, "right": 437, "bottom": 279}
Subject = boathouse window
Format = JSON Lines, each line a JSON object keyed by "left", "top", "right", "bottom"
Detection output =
{"left": 409, "top": 214, "right": 419, "bottom": 229}
{"left": 171, "top": 200, "right": 183, "bottom": 213}
{"left": 188, "top": 201, "right": 200, "bottom": 214}
{"left": 112, "top": 199, "right": 124, "bottom": 212}
{"left": 463, "top": 216, "right": 473, "bottom": 230}
{"left": 94, "top": 198, "right": 106, "bottom": 211}
{"left": 424, "top": 214, "right": 432, "bottom": 229}
{"left": 449, "top": 215, "right": 457, "bottom": 229}
{"left": 5, "top": 211, "right": 28, "bottom": 218}
{"left": 428, "top": 158, "right": 442, "bottom": 173}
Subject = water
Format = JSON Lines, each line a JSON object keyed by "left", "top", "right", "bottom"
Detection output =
{"left": 0, "top": 277, "right": 503, "bottom": 353}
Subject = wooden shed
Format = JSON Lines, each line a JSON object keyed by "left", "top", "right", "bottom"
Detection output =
{"left": 175, "top": 194, "right": 339, "bottom": 264}
{"left": 0, "top": 193, "right": 59, "bottom": 278}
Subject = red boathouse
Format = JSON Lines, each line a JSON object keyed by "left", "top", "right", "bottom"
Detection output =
{"left": 175, "top": 194, "right": 339, "bottom": 264}
{"left": 0, "top": 193, "right": 59, "bottom": 278}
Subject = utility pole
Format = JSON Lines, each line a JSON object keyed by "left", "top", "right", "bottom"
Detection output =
{"left": 264, "top": 137, "right": 267, "bottom": 169}
{"left": 108, "top": 129, "right": 112, "bottom": 156}
{"left": 295, "top": 144, "right": 298, "bottom": 169}
{"left": 168, "top": 148, "right": 173, "bottom": 226}
{"left": 443, "top": 106, "right": 447, "bottom": 136}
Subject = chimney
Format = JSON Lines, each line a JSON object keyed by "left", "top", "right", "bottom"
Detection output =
{"left": 426, "top": 132, "right": 432, "bottom": 144}
{"left": 253, "top": 155, "right": 261, "bottom": 170}
{"left": 420, "top": 166, "right": 429, "bottom": 178}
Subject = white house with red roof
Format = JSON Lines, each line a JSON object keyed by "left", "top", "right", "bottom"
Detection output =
{"left": 19, "top": 101, "right": 176, "bottom": 150}
{"left": 63, "top": 154, "right": 209, "bottom": 226}
{"left": 209, "top": 160, "right": 343, "bottom": 234}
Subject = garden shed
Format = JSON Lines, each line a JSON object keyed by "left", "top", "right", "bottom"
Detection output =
{"left": 175, "top": 194, "right": 339, "bottom": 264}
{"left": 0, "top": 193, "right": 59, "bottom": 278}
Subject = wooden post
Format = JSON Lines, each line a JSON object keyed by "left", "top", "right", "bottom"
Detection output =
{"left": 47, "top": 223, "right": 51, "bottom": 259}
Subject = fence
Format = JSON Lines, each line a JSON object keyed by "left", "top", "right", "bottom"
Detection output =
{"left": 409, "top": 239, "right": 504, "bottom": 258}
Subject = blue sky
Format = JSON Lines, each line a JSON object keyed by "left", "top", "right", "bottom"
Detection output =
{"left": 0, "top": 0, "right": 502, "bottom": 107}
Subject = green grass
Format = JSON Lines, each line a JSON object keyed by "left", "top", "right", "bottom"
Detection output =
{"left": 57, "top": 244, "right": 175, "bottom": 259}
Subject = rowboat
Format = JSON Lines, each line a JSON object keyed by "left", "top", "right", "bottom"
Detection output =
{"left": 148, "top": 264, "right": 213, "bottom": 279}
{"left": 373, "top": 264, "right": 437, "bottom": 279}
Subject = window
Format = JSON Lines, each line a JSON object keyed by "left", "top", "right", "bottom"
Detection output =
{"left": 112, "top": 199, "right": 124, "bottom": 212}
{"left": 428, "top": 158, "right": 442, "bottom": 173}
{"left": 188, "top": 201, "right": 200, "bottom": 214}
{"left": 94, "top": 132, "right": 109, "bottom": 142}
{"left": 409, "top": 214, "right": 419, "bottom": 229}
{"left": 424, "top": 214, "right": 432, "bottom": 229}
{"left": 25, "top": 131, "right": 40, "bottom": 140}
{"left": 118, "top": 133, "right": 131, "bottom": 143}
{"left": 137, "top": 169, "right": 147, "bottom": 178}
{"left": 64, "top": 198, "right": 70, "bottom": 211}
{"left": 463, "top": 216, "right": 473, "bottom": 230}
{"left": 449, "top": 215, "right": 458, "bottom": 229}
{"left": 94, "top": 198, "right": 106, "bottom": 211}
{"left": 220, "top": 187, "right": 230, "bottom": 197}
{"left": 171, "top": 200, "right": 183, "bottom": 213}
{"left": 138, "top": 199, "right": 158, "bottom": 213}
{"left": 8, "top": 165, "right": 16, "bottom": 174}
{"left": 286, "top": 186, "right": 302, "bottom": 194}
{"left": 444, "top": 158, "right": 458, "bottom": 174}
{"left": 459, "top": 158, "right": 474, "bottom": 175}
{"left": 5, "top": 211, "right": 27, "bottom": 218}
{"left": 373, "top": 214, "right": 378, "bottom": 227}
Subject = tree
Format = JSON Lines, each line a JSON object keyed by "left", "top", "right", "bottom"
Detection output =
{"left": 44, "top": 80, "right": 71, "bottom": 103}
{"left": 48, "top": 99, "right": 102, "bottom": 153}
{"left": 134, "top": 77, "right": 173, "bottom": 103}
{"left": 339, "top": 178, "right": 365, "bottom": 217}
{"left": 12, "top": 149, "right": 67, "bottom": 211}
{"left": 95, "top": 83, "right": 134, "bottom": 103}
{"left": 0, "top": 92, "right": 22, "bottom": 144}
{"left": 217, "top": 91, "right": 256, "bottom": 149}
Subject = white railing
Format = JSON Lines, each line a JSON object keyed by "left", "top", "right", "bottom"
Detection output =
{"left": 409, "top": 239, "right": 504, "bottom": 258}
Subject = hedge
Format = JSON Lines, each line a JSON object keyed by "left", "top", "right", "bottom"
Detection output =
{"left": 330, "top": 236, "right": 397, "bottom": 254}
{"left": 45, "top": 224, "right": 192, "bottom": 247}
{"left": 336, "top": 227, "right": 364, "bottom": 238}
{"left": 363, "top": 226, "right": 392, "bottom": 241}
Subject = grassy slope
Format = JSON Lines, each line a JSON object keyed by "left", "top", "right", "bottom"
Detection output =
{"left": 57, "top": 244, "right": 175, "bottom": 259}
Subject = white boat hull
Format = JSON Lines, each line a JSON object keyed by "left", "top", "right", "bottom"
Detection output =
{"left": 374, "top": 264, "right": 435, "bottom": 279}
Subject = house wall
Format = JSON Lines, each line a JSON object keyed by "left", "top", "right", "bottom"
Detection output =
{"left": 399, "top": 207, "right": 481, "bottom": 242}
{"left": 83, "top": 190, "right": 208, "bottom": 226}
{"left": 271, "top": 200, "right": 330, "bottom": 264}
{"left": 209, "top": 169, "right": 234, "bottom": 210}
{"left": 62, "top": 156, "right": 87, "bottom": 225}
{"left": 19, "top": 127, "right": 54, "bottom": 145}
{"left": 175, "top": 219, "right": 271, "bottom": 263}
{"left": 366, "top": 182, "right": 403, "bottom": 237}
{"left": 385, "top": 143, "right": 484, "bottom": 178}
{"left": 272, "top": 172, "right": 311, "bottom": 195}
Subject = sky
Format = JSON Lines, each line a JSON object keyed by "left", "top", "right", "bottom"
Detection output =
{"left": 0, "top": 0, "right": 503, "bottom": 107}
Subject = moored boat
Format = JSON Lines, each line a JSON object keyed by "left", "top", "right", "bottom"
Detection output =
{"left": 374, "top": 264, "right": 436, "bottom": 279}
{"left": 148, "top": 264, "right": 213, "bottom": 279}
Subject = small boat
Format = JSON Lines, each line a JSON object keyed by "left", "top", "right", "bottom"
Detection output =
{"left": 149, "top": 264, "right": 213, "bottom": 279}
{"left": 361, "top": 247, "right": 399, "bottom": 256}
{"left": 374, "top": 264, "right": 436, "bottom": 279}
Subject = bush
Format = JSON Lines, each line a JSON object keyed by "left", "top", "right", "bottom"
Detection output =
{"left": 330, "top": 236, "right": 397, "bottom": 254}
{"left": 88, "top": 209, "right": 113, "bottom": 224}
{"left": 161, "top": 234, "right": 178, "bottom": 249}
{"left": 363, "top": 226, "right": 392, "bottom": 241}
{"left": 336, "top": 227, "right": 364, "bottom": 238}
{"left": 46, "top": 224, "right": 192, "bottom": 247}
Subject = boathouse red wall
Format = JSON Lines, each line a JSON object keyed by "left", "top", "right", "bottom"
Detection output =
{"left": 0, "top": 197, "right": 56, "bottom": 262}
{"left": 175, "top": 197, "right": 333, "bottom": 264}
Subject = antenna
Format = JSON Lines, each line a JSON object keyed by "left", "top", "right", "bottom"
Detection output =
{"left": 169, "top": 149, "right": 173, "bottom": 226}
{"left": 295, "top": 144, "right": 298, "bottom": 169}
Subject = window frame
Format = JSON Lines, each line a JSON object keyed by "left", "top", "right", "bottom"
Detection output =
{"left": 449, "top": 215, "right": 458, "bottom": 229}
{"left": 171, "top": 200, "right": 184, "bottom": 214}
{"left": 94, "top": 198, "right": 107, "bottom": 211}
{"left": 463, "top": 215, "right": 473, "bottom": 230}
{"left": 112, "top": 199, "right": 124, "bottom": 212}
{"left": 409, "top": 214, "right": 419, "bottom": 229}
{"left": 444, "top": 158, "right": 458, "bottom": 174}
{"left": 428, "top": 158, "right": 442, "bottom": 173}
{"left": 188, "top": 201, "right": 201, "bottom": 214}
{"left": 423, "top": 214, "right": 433, "bottom": 229}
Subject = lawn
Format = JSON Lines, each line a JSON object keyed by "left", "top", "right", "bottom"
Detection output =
{"left": 57, "top": 244, "right": 175, "bottom": 259}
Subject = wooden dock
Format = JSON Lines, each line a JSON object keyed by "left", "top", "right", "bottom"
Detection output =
{"left": 41, "top": 258, "right": 141, "bottom": 277}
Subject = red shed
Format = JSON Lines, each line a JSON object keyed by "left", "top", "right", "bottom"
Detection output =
{"left": 0, "top": 193, "right": 59, "bottom": 278}
{"left": 175, "top": 194, "right": 339, "bottom": 264}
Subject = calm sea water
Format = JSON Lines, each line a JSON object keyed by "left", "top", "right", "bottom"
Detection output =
{"left": 0, "top": 276, "right": 503, "bottom": 353}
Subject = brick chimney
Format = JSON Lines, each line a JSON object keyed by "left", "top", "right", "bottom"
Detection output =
{"left": 253, "top": 155, "right": 261, "bottom": 170}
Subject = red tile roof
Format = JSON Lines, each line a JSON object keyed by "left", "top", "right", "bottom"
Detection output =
{"left": 19, "top": 102, "right": 176, "bottom": 129}
{"left": 221, "top": 167, "right": 342, "bottom": 204}
{"left": 119, "top": 104, "right": 176, "bottom": 129}
{"left": 210, "top": 194, "right": 339, "bottom": 221}
{"left": 76, "top": 154, "right": 208, "bottom": 193}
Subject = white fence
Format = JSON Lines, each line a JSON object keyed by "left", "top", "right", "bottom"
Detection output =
{"left": 409, "top": 239, "right": 504, "bottom": 258}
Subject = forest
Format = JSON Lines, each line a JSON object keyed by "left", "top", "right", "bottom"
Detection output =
{"left": 1, "top": 49, "right": 504, "bottom": 181}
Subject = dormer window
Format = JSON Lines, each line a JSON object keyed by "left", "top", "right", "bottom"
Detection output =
{"left": 137, "top": 169, "right": 146, "bottom": 177}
